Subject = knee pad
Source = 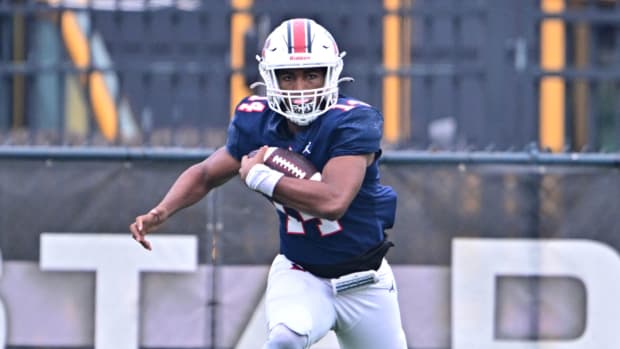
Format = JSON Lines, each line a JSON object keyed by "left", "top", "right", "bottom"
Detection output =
{"left": 263, "top": 324, "right": 307, "bottom": 349}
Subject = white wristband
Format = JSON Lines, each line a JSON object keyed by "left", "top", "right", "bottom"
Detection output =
{"left": 245, "top": 164, "right": 284, "bottom": 197}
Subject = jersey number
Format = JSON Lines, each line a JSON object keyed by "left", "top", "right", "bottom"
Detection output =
{"left": 237, "top": 101, "right": 266, "bottom": 112}
{"left": 330, "top": 99, "right": 369, "bottom": 112}
{"left": 273, "top": 202, "right": 342, "bottom": 236}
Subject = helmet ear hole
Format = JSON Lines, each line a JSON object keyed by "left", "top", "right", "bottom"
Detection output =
{"left": 258, "top": 18, "right": 344, "bottom": 126}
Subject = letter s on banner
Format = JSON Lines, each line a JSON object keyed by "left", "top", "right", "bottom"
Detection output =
{"left": 452, "top": 238, "right": 620, "bottom": 349}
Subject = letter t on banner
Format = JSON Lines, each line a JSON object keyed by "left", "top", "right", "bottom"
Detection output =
{"left": 40, "top": 233, "right": 197, "bottom": 349}
{"left": 452, "top": 238, "right": 620, "bottom": 349}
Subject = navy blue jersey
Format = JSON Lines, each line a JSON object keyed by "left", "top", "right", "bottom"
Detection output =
{"left": 226, "top": 95, "right": 397, "bottom": 266}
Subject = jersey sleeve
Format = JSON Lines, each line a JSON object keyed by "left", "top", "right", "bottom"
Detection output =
{"left": 225, "top": 116, "right": 244, "bottom": 161}
{"left": 225, "top": 96, "right": 269, "bottom": 161}
{"left": 329, "top": 106, "right": 384, "bottom": 157}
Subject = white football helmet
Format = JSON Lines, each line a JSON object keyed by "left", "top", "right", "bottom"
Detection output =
{"left": 254, "top": 18, "right": 349, "bottom": 126}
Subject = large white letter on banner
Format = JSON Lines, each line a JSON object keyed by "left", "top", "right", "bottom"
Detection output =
{"left": 452, "top": 238, "right": 620, "bottom": 349}
{"left": 40, "top": 233, "right": 197, "bottom": 349}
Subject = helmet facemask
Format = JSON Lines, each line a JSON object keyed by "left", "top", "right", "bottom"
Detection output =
{"left": 261, "top": 65, "right": 342, "bottom": 126}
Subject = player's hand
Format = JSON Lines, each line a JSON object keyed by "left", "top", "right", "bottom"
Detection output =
{"left": 239, "top": 145, "right": 268, "bottom": 180}
{"left": 129, "top": 208, "right": 166, "bottom": 250}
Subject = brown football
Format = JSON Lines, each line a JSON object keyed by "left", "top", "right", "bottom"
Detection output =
{"left": 261, "top": 147, "right": 322, "bottom": 181}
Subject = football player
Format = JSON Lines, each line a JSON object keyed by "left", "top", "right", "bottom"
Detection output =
{"left": 130, "top": 18, "right": 407, "bottom": 349}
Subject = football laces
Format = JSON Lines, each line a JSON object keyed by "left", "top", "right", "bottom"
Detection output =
{"left": 271, "top": 155, "right": 307, "bottom": 179}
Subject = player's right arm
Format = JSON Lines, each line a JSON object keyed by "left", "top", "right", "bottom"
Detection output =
{"left": 130, "top": 146, "right": 240, "bottom": 250}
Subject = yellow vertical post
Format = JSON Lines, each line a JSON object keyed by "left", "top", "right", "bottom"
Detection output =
{"left": 12, "top": 12, "right": 25, "bottom": 128}
{"left": 539, "top": 0, "right": 566, "bottom": 152}
{"left": 383, "top": 0, "right": 402, "bottom": 144}
{"left": 230, "top": 0, "right": 253, "bottom": 117}
{"left": 400, "top": 0, "right": 412, "bottom": 141}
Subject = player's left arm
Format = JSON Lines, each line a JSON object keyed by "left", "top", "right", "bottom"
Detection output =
{"left": 269, "top": 152, "right": 374, "bottom": 221}
{"left": 266, "top": 105, "right": 382, "bottom": 220}
{"left": 238, "top": 105, "right": 381, "bottom": 220}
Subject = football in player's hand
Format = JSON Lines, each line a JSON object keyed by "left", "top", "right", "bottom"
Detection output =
{"left": 251, "top": 147, "right": 322, "bottom": 181}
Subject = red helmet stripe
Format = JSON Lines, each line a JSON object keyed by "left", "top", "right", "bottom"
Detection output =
{"left": 290, "top": 19, "right": 308, "bottom": 53}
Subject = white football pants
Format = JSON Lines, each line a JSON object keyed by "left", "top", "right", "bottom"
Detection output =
{"left": 264, "top": 254, "right": 408, "bottom": 349}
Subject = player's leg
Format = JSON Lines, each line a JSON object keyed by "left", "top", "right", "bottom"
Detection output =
{"left": 333, "top": 259, "right": 408, "bottom": 349}
{"left": 263, "top": 254, "right": 336, "bottom": 348}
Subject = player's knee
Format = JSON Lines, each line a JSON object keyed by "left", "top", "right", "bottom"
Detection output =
{"left": 262, "top": 324, "right": 307, "bottom": 349}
